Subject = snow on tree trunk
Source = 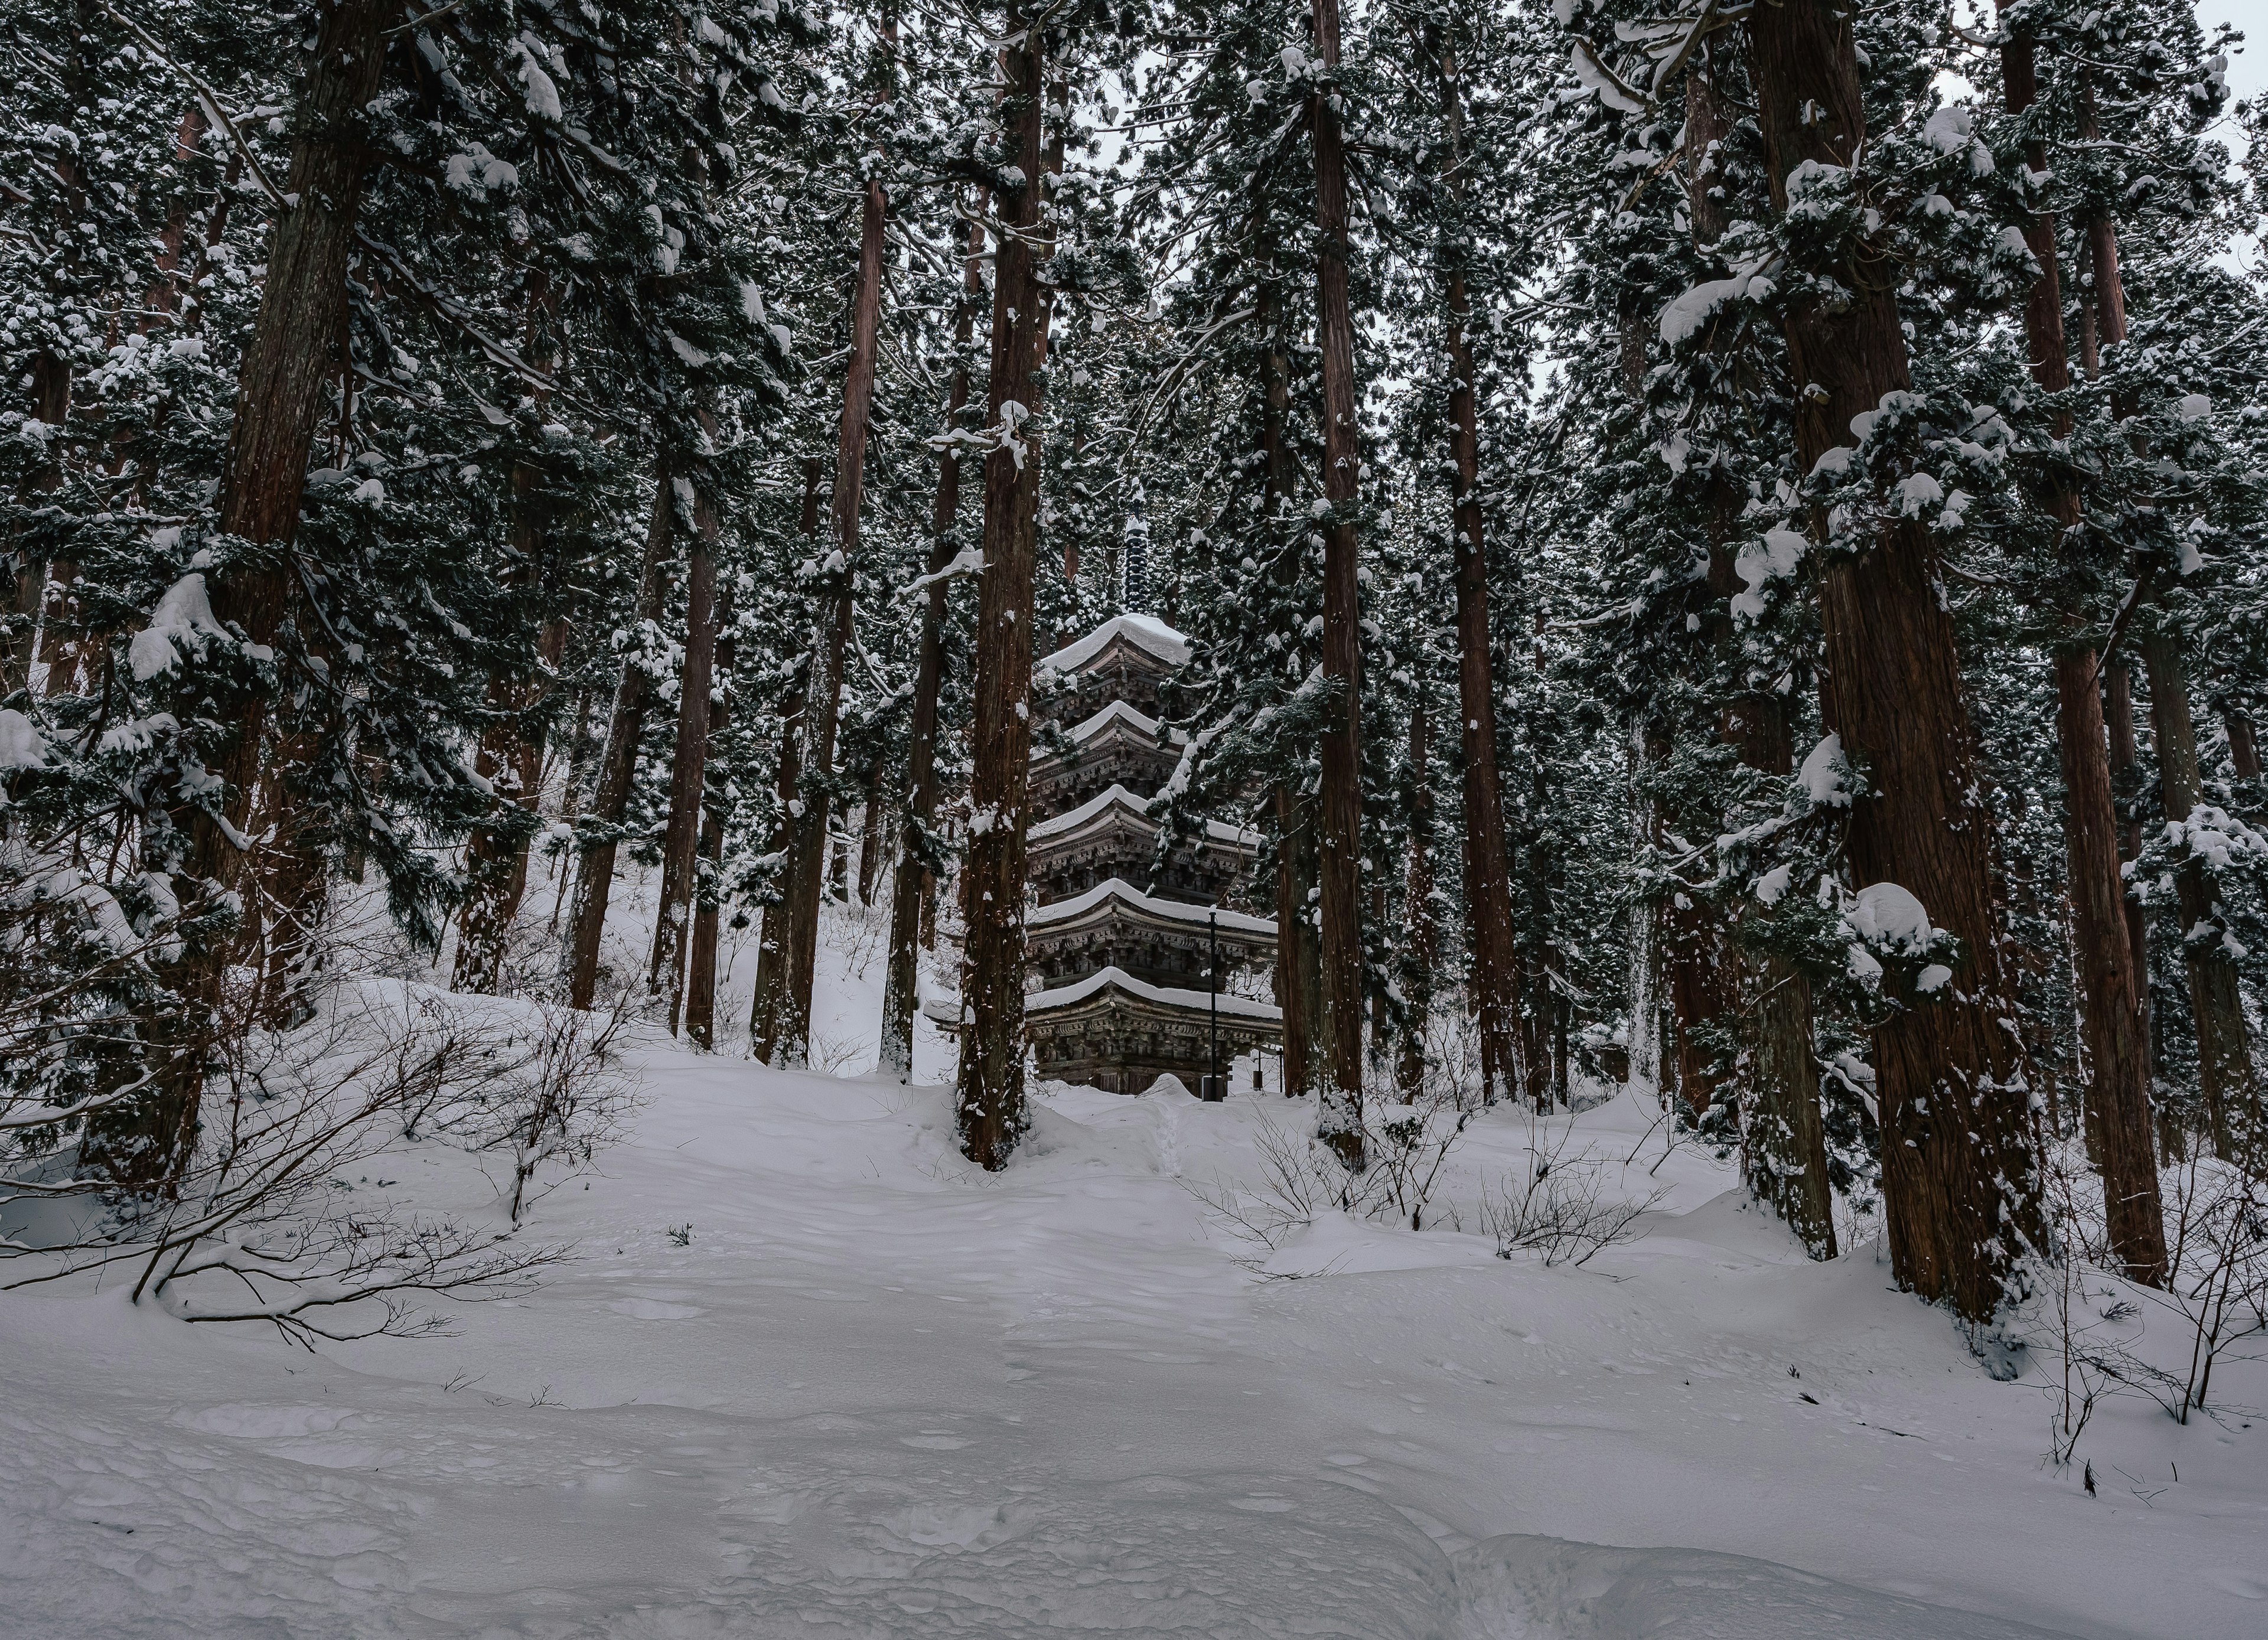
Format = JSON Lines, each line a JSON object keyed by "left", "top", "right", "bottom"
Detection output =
{"left": 751, "top": 458, "right": 825, "bottom": 1062}
{"left": 1397, "top": 700, "right": 1434, "bottom": 1100}
{"left": 685, "top": 595, "right": 735, "bottom": 1050}
{"left": 881, "top": 213, "right": 979, "bottom": 1083}
{"left": 1999, "top": 25, "right": 2165, "bottom": 1283}
{"left": 647, "top": 484, "right": 720, "bottom": 1033}
{"left": 1436, "top": 44, "right": 1531, "bottom": 1111}
{"left": 1308, "top": 0, "right": 1366, "bottom": 1169}
{"left": 565, "top": 468, "right": 677, "bottom": 1012}
{"left": 956, "top": 25, "right": 1052, "bottom": 1169}
{"left": 2141, "top": 627, "right": 2260, "bottom": 1157}
{"left": 778, "top": 174, "right": 888, "bottom": 1067}
{"left": 1749, "top": 0, "right": 2043, "bottom": 1323}
{"left": 127, "top": 0, "right": 392, "bottom": 1189}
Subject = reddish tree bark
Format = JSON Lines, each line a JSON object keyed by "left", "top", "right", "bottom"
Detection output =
{"left": 646, "top": 487, "right": 720, "bottom": 1032}
{"left": 777, "top": 170, "right": 889, "bottom": 1066}
{"left": 880, "top": 216, "right": 980, "bottom": 1080}
{"left": 565, "top": 467, "right": 677, "bottom": 1010}
{"left": 2074, "top": 125, "right": 2259, "bottom": 1158}
{"left": 956, "top": 25, "right": 1053, "bottom": 1168}
{"left": 1396, "top": 700, "right": 1435, "bottom": 1099}
{"left": 1308, "top": 0, "right": 1367, "bottom": 1167}
{"left": 2141, "top": 629, "right": 2259, "bottom": 1155}
{"left": 2228, "top": 710, "right": 2262, "bottom": 783}
{"left": 1430, "top": 36, "right": 1531, "bottom": 1109}
{"left": 123, "top": 0, "right": 394, "bottom": 1186}
{"left": 750, "top": 457, "right": 825, "bottom": 1060}
{"left": 2002, "top": 25, "right": 2164, "bottom": 1282}
{"left": 2104, "top": 658, "right": 2153, "bottom": 1067}
{"left": 1749, "top": 0, "right": 2043, "bottom": 1321}
{"left": 683, "top": 592, "right": 735, "bottom": 1049}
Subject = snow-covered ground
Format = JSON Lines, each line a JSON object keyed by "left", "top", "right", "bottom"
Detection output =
{"left": 3, "top": 895, "right": 2263, "bottom": 1638}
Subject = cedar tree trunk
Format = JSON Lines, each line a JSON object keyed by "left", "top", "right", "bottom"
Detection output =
{"left": 1749, "top": 0, "right": 2044, "bottom": 1321}
{"left": 564, "top": 466, "right": 676, "bottom": 1009}
{"left": 777, "top": 172, "right": 888, "bottom": 1065}
{"left": 1308, "top": 0, "right": 1367, "bottom": 1167}
{"left": 955, "top": 25, "right": 1052, "bottom": 1168}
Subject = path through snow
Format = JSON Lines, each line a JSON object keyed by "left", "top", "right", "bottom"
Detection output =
{"left": 3, "top": 1023, "right": 2263, "bottom": 1636}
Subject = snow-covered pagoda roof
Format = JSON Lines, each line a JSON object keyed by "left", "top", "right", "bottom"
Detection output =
{"left": 1027, "top": 877, "right": 1277, "bottom": 940}
{"left": 1065, "top": 697, "right": 1188, "bottom": 748}
{"left": 1025, "top": 782, "right": 1260, "bottom": 851}
{"left": 1025, "top": 965, "right": 1283, "bottom": 1023}
{"left": 1037, "top": 613, "right": 1192, "bottom": 676}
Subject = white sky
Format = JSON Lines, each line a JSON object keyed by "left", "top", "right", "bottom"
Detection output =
{"left": 2200, "top": 0, "right": 2267, "bottom": 101}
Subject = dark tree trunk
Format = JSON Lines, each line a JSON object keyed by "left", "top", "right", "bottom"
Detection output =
{"left": 120, "top": 0, "right": 393, "bottom": 1189}
{"left": 1625, "top": 733, "right": 1667, "bottom": 1101}
{"left": 564, "top": 467, "right": 676, "bottom": 1010}
{"left": 857, "top": 779, "right": 884, "bottom": 907}
{"left": 1659, "top": 60, "right": 1745, "bottom": 1130}
{"left": 1308, "top": 0, "right": 1366, "bottom": 1168}
{"left": 452, "top": 611, "right": 565, "bottom": 996}
{"left": 956, "top": 26, "right": 1052, "bottom": 1168}
{"left": 1273, "top": 787, "right": 1318, "bottom": 1097}
{"left": 1432, "top": 40, "right": 1530, "bottom": 1110}
{"left": 547, "top": 684, "right": 596, "bottom": 930}
{"left": 881, "top": 212, "right": 982, "bottom": 1082}
{"left": 1254, "top": 272, "right": 1324, "bottom": 1101}
{"left": 777, "top": 174, "right": 888, "bottom": 1067}
{"left": 7, "top": 353, "right": 70, "bottom": 692}
{"left": 2227, "top": 710, "right": 2262, "bottom": 784}
{"left": 684, "top": 596, "right": 735, "bottom": 1049}
{"left": 455, "top": 282, "right": 562, "bottom": 997}
{"left": 1695, "top": 50, "right": 1832, "bottom": 1253}
{"left": 646, "top": 488, "right": 720, "bottom": 1033}
{"left": 750, "top": 458, "right": 825, "bottom": 1061}
{"left": 2104, "top": 658, "right": 2153, "bottom": 1065}
{"left": 1396, "top": 702, "right": 1435, "bottom": 1099}
{"left": 1749, "top": 0, "right": 2043, "bottom": 1322}
{"left": 2141, "top": 628, "right": 2259, "bottom": 1155}
{"left": 2002, "top": 26, "right": 2164, "bottom": 1282}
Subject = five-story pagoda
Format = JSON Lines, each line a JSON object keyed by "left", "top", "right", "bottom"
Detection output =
{"left": 940, "top": 613, "right": 1283, "bottom": 1094}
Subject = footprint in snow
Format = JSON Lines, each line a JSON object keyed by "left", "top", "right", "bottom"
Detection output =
{"left": 179, "top": 1404, "right": 353, "bottom": 1438}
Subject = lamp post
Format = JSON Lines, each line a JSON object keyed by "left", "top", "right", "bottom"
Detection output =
{"left": 1208, "top": 909, "right": 1220, "bottom": 1100}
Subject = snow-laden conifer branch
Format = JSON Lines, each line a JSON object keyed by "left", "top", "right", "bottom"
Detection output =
{"left": 90, "top": 0, "right": 290, "bottom": 210}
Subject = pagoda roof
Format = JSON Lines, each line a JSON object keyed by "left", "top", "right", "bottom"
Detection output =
{"left": 1027, "top": 965, "right": 1283, "bottom": 1023}
{"left": 1065, "top": 697, "right": 1187, "bottom": 748}
{"left": 1037, "top": 614, "right": 1192, "bottom": 676}
{"left": 1028, "top": 876, "right": 1276, "bottom": 940}
{"left": 1027, "top": 783, "right": 1260, "bottom": 852}
{"left": 920, "top": 965, "right": 1282, "bottom": 1030}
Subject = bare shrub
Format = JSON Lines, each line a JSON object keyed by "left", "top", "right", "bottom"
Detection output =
{"left": 2025, "top": 1139, "right": 2268, "bottom": 1459}
{"left": 439, "top": 996, "right": 637, "bottom": 1225}
{"left": 807, "top": 1029, "right": 870, "bottom": 1078}
{"left": 1191, "top": 1068, "right": 1660, "bottom": 1271}
{"left": 1186, "top": 1114, "right": 1333, "bottom": 1254}
{"left": 1189, "top": 1081, "right": 1482, "bottom": 1253}
{"left": 1482, "top": 1112, "right": 1661, "bottom": 1267}
{"left": 2148, "top": 1146, "right": 2268, "bottom": 1423}
{"left": 1, "top": 987, "right": 574, "bottom": 1345}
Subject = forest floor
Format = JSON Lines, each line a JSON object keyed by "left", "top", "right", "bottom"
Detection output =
{"left": 2, "top": 891, "right": 2264, "bottom": 1638}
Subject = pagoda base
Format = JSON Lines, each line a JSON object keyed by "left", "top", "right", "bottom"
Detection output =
{"left": 1026, "top": 966, "right": 1280, "bottom": 1095}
